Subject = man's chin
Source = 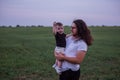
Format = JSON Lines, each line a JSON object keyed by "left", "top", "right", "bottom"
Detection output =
{"left": 72, "top": 34, "right": 76, "bottom": 36}
{"left": 72, "top": 34, "right": 78, "bottom": 37}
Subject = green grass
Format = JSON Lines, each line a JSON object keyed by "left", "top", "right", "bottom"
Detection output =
{"left": 0, "top": 27, "right": 120, "bottom": 80}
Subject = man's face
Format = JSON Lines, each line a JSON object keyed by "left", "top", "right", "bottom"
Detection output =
{"left": 71, "top": 23, "right": 78, "bottom": 36}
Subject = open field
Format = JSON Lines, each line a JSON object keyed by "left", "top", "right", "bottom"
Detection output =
{"left": 0, "top": 27, "right": 120, "bottom": 80}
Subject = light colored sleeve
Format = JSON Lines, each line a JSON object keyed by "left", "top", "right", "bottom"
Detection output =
{"left": 77, "top": 40, "right": 88, "bottom": 52}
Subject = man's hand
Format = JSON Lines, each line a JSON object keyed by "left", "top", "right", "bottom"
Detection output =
{"left": 55, "top": 52, "right": 65, "bottom": 61}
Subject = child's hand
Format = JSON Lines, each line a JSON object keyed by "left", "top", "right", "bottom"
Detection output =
{"left": 52, "top": 22, "right": 57, "bottom": 34}
{"left": 53, "top": 22, "right": 56, "bottom": 27}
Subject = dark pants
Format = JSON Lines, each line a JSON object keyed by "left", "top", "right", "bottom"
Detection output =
{"left": 59, "top": 69, "right": 80, "bottom": 80}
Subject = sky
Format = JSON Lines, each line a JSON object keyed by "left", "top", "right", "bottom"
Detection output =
{"left": 0, "top": 0, "right": 120, "bottom": 26}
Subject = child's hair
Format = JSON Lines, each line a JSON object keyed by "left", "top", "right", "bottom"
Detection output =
{"left": 56, "top": 22, "right": 63, "bottom": 26}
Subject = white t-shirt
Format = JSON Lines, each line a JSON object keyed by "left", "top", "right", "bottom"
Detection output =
{"left": 61, "top": 36, "right": 88, "bottom": 71}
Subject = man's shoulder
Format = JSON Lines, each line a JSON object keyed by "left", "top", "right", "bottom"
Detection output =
{"left": 78, "top": 40, "right": 87, "bottom": 46}
{"left": 66, "top": 36, "right": 72, "bottom": 41}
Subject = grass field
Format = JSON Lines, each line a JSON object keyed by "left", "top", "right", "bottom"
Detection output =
{"left": 0, "top": 27, "right": 120, "bottom": 80}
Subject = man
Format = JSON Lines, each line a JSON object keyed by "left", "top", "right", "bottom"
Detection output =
{"left": 54, "top": 19, "right": 93, "bottom": 80}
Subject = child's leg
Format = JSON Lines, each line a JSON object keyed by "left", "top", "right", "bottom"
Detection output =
{"left": 57, "top": 60, "right": 62, "bottom": 68}
{"left": 54, "top": 59, "right": 62, "bottom": 74}
{"left": 53, "top": 59, "right": 57, "bottom": 68}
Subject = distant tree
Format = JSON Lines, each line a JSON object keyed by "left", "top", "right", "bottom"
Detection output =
{"left": 1, "top": 25, "right": 6, "bottom": 28}
{"left": 31, "top": 25, "right": 36, "bottom": 27}
{"left": 113, "top": 25, "right": 117, "bottom": 27}
{"left": 90, "top": 25, "right": 94, "bottom": 27}
{"left": 16, "top": 25, "right": 20, "bottom": 27}
{"left": 9, "top": 25, "right": 12, "bottom": 28}
{"left": 38, "top": 25, "right": 44, "bottom": 27}
{"left": 102, "top": 25, "right": 105, "bottom": 27}
{"left": 26, "top": 25, "right": 30, "bottom": 28}
{"left": 64, "top": 25, "right": 70, "bottom": 27}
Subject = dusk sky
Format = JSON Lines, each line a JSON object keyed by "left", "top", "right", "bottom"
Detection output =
{"left": 0, "top": 0, "right": 120, "bottom": 26}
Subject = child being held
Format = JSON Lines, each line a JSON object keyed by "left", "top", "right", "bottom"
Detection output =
{"left": 52, "top": 22, "right": 66, "bottom": 74}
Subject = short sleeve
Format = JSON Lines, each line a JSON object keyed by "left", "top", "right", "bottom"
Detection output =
{"left": 77, "top": 40, "right": 88, "bottom": 51}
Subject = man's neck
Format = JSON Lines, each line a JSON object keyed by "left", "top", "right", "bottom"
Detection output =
{"left": 72, "top": 35, "right": 80, "bottom": 40}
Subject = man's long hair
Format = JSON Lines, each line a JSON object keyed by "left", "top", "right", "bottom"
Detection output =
{"left": 73, "top": 19, "right": 93, "bottom": 46}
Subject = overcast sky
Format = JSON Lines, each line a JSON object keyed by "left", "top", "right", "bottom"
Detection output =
{"left": 0, "top": 0, "right": 120, "bottom": 26}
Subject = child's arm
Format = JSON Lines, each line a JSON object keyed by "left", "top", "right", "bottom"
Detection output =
{"left": 66, "top": 33, "right": 72, "bottom": 38}
{"left": 52, "top": 22, "right": 57, "bottom": 35}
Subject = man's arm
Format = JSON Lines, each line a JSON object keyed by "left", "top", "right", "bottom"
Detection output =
{"left": 55, "top": 51, "right": 86, "bottom": 64}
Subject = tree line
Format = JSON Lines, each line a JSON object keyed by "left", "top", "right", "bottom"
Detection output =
{"left": 0, "top": 25, "right": 45, "bottom": 28}
{"left": 0, "top": 25, "right": 119, "bottom": 28}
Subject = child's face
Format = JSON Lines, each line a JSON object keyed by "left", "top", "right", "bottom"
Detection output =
{"left": 57, "top": 26, "right": 64, "bottom": 34}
